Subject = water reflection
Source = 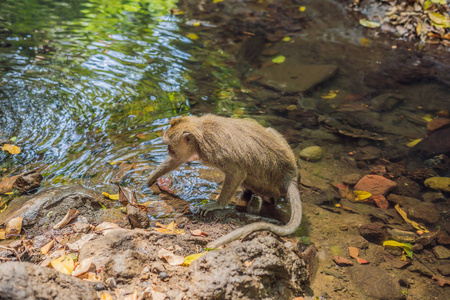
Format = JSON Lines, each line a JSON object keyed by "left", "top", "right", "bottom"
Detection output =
{"left": 0, "top": 0, "right": 214, "bottom": 208}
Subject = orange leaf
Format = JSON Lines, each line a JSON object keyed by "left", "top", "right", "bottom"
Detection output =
{"left": 348, "top": 247, "right": 359, "bottom": 259}
{"left": 191, "top": 229, "right": 208, "bottom": 237}
{"left": 1, "top": 144, "right": 20, "bottom": 155}
{"left": 356, "top": 257, "right": 370, "bottom": 264}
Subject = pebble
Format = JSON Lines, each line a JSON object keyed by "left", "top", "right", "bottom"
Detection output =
{"left": 298, "top": 146, "right": 324, "bottom": 162}
{"left": 388, "top": 228, "right": 418, "bottom": 243}
{"left": 437, "top": 264, "right": 450, "bottom": 276}
{"left": 432, "top": 245, "right": 450, "bottom": 259}
{"left": 159, "top": 271, "right": 169, "bottom": 280}
{"left": 424, "top": 177, "right": 450, "bottom": 193}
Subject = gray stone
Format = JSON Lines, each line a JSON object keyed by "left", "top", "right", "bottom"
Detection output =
{"left": 348, "top": 265, "right": 404, "bottom": 299}
{"left": 433, "top": 245, "right": 450, "bottom": 259}
{"left": 0, "top": 262, "right": 97, "bottom": 300}
{"left": 370, "top": 93, "right": 405, "bottom": 112}
{"left": 408, "top": 202, "right": 440, "bottom": 225}
{"left": 388, "top": 228, "right": 418, "bottom": 243}
{"left": 342, "top": 173, "right": 363, "bottom": 185}
{"left": 437, "top": 264, "right": 450, "bottom": 276}
{"left": 255, "top": 64, "right": 338, "bottom": 94}
{"left": 298, "top": 146, "right": 324, "bottom": 162}
{"left": 0, "top": 185, "right": 109, "bottom": 228}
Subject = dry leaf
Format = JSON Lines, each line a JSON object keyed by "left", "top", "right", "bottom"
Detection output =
{"left": 153, "top": 220, "right": 185, "bottom": 235}
{"left": 119, "top": 186, "right": 137, "bottom": 206}
{"left": 1, "top": 144, "right": 21, "bottom": 155}
{"left": 53, "top": 208, "right": 80, "bottom": 229}
{"left": 356, "top": 257, "right": 370, "bottom": 264}
{"left": 72, "top": 258, "right": 94, "bottom": 277}
{"left": 157, "top": 178, "right": 174, "bottom": 194}
{"left": 190, "top": 229, "right": 208, "bottom": 237}
{"left": 123, "top": 290, "right": 138, "bottom": 300}
{"left": 94, "top": 222, "right": 120, "bottom": 234}
{"left": 183, "top": 252, "right": 207, "bottom": 266}
{"left": 5, "top": 216, "right": 23, "bottom": 239}
{"left": 348, "top": 247, "right": 359, "bottom": 259}
{"left": 333, "top": 256, "right": 353, "bottom": 266}
{"left": 41, "top": 240, "right": 55, "bottom": 255}
{"left": 78, "top": 272, "right": 100, "bottom": 281}
{"left": 51, "top": 255, "right": 75, "bottom": 275}
{"left": 100, "top": 292, "right": 114, "bottom": 300}
{"left": 102, "top": 192, "right": 119, "bottom": 200}
{"left": 395, "top": 204, "right": 429, "bottom": 232}
{"left": 0, "top": 228, "right": 5, "bottom": 240}
{"left": 158, "top": 248, "right": 184, "bottom": 266}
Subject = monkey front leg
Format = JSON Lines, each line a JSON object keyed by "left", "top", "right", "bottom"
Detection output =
{"left": 146, "top": 156, "right": 184, "bottom": 187}
{"left": 199, "top": 171, "right": 244, "bottom": 217}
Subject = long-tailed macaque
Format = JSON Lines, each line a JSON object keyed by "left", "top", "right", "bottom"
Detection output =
{"left": 146, "top": 114, "right": 302, "bottom": 248}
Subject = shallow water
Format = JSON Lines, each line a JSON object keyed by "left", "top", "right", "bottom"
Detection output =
{"left": 1, "top": 0, "right": 449, "bottom": 216}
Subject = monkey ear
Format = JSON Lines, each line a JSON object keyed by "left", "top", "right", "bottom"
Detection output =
{"left": 183, "top": 132, "right": 195, "bottom": 145}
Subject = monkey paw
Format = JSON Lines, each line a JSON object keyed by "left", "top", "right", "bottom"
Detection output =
{"left": 198, "top": 202, "right": 225, "bottom": 217}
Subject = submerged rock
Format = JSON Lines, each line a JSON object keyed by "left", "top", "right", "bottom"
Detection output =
{"left": 433, "top": 245, "right": 450, "bottom": 260}
{"left": 298, "top": 146, "right": 324, "bottom": 162}
{"left": 0, "top": 262, "right": 98, "bottom": 300}
{"left": 424, "top": 177, "right": 450, "bottom": 193}
{"left": 354, "top": 175, "right": 397, "bottom": 196}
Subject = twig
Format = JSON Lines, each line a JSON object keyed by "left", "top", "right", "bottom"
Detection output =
{"left": 0, "top": 245, "right": 22, "bottom": 262}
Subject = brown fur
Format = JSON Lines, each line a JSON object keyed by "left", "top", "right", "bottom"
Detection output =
{"left": 147, "top": 114, "right": 302, "bottom": 248}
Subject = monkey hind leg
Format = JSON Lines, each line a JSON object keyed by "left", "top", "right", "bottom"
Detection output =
{"left": 235, "top": 189, "right": 253, "bottom": 212}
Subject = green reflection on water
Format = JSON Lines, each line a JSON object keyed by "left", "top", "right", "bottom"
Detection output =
{"left": 0, "top": 0, "right": 238, "bottom": 203}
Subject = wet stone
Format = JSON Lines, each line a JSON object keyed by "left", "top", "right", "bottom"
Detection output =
{"left": 348, "top": 265, "right": 404, "bottom": 300}
{"left": 407, "top": 202, "right": 440, "bottom": 225}
{"left": 433, "top": 245, "right": 450, "bottom": 259}
{"left": 354, "top": 175, "right": 397, "bottom": 196}
{"left": 437, "top": 264, "right": 450, "bottom": 276}
{"left": 298, "top": 128, "right": 340, "bottom": 142}
{"left": 297, "top": 146, "right": 324, "bottom": 162}
{"left": 342, "top": 173, "right": 363, "bottom": 185}
{"left": 422, "top": 192, "right": 446, "bottom": 203}
{"left": 388, "top": 228, "right": 418, "bottom": 244}
{"left": 126, "top": 204, "right": 150, "bottom": 229}
{"left": 424, "top": 177, "right": 450, "bottom": 193}
{"left": 392, "top": 176, "right": 421, "bottom": 198}
{"left": 437, "top": 231, "right": 450, "bottom": 246}
{"left": 369, "top": 93, "right": 405, "bottom": 112}
{"left": 387, "top": 194, "right": 422, "bottom": 207}
{"left": 359, "top": 222, "right": 388, "bottom": 244}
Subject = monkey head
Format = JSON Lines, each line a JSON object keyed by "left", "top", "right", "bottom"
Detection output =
{"left": 163, "top": 116, "right": 198, "bottom": 161}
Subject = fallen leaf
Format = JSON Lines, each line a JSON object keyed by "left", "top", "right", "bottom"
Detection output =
{"left": 422, "top": 114, "right": 433, "bottom": 122}
{"left": 102, "top": 192, "right": 119, "bottom": 200}
{"left": 406, "top": 138, "right": 423, "bottom": 148}
{"left": 272, "top": 55, "right": 286, "bottom": 64}
{"left": 428, "top": 12, "right": 450, "bottom": 28}
{"left": 153, "top": 220, "right": 185, "bottom": 235}
{"left": 157, "top": 178, "right": 174, "bottom": 194}
{"left": 359, "top": 19, "right": 381, "bottom": 28}
{"left": 123, "top": 290, "right": 138, "bottom": 300}
{"left": 100, "top": 292, "right": 114, "bottom": 300}
{"left": 183, "top": 252, "right": 207, "bottom": 266}
{"left": 353, "top": 190, "right": 372, "bottom": 201}
{"left": 53, "top": 208, "right": 80, "bottom": 229}
{"left": 213, "top": 0, "right": 223, "bottom": 3}
{"left": 356, "top": 257, "right": 370, "bottom": 264}
{"left": 51, "top": 255, "right": 75, "bottom": 275}
{"left": 348, "top": 247, "right": 359, "bottom": 258}
{"left": 158, "top": 248, "right": 184, "bottom": 266}
{"left": 1, "top": 144, "right": 20, "bottom": 155}
{"left": 0, "top": 228, "right": 5, "bottom": 239}
{"left": 5, "top": 216, "right": 22, "bottom": 239}
{"left": 41, "top": 240, "right": 55, "bottom": 255}
{"left": 119, "top": 186, "right": 137, "bottom": 206}
{"left": 78, "top": 272, "right": 100, "bottom": 281}
{"left": 283, "top": 36, "right": 291, "bottom": 42}
{"left": 190, "top": 229, "right": 208, "bottom": 237}
{"left": 333, "top": 256, "right": 353, "bottom": 266}
{"left": 321, "top": 91, "right": 338, "bottom": 99}
{"left": 395, "top": 204, "right": 429, "bottom": 233}
{"left": 186, "top": 33, "right": 199, "bottom": 40}
{"left": 383, "top": 240, "right": 413, "bottom": 258}
{"left": 299, "top": 6, "right": 306, "bottom": 12}
{"left": 72, "top": 257, "right": 94, "bottom": 277}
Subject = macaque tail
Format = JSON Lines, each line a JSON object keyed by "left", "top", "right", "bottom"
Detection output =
{"left": 206, "top": 181, "right": 302, "bottom": 249}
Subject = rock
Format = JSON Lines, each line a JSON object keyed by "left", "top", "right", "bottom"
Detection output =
{"left": 348, "top": 265, "right": 404, "bottom": 300}
{"left": 73, "top": 222, "right": 91, "bottom": 233}
{"left": 433, "top": 245, "right": 450, "bottom": 259}
{"left": 388, "top": 229, "right": 418, "bottom": 243}
{"left": 392, "top": 177, "right": 421, "bottom": 198}
{"left": 102, "top": 250, "right": 151, "bottom": 284}
{"left": 354, "top": 175, "right": 397, "bottom": 196}
{"left": 422, "top": 192, "right": 446, "bottom": 203}
{"left": 255, "top": 64, "right": 338, "bottom": 94}
{"left": 0, "top": 170, "right": 43, "bottom": 194}
{"left": 0, "top": 262, "right": 97, "bottom": 300}
{"left": 372, "top": 195, "right": 389, "bottom": 209}
{"left": 0, "top": 185, "right": 110, "bottom": 228}
{"left": 354, "top": 146, "right": 381, "bottom": 161}
{"left": 299, "top": 128, "right": 340, "bottom": 142}
{"left": 424, "top": 177, "right": 450, "bottom": 192}
{"left": 333, "top": 256, "right": 353, "bottom": 266}
{"left": 387, "top": 194, "right": 422, "bottom": 207}
{"left": 342, "top": 173, "right": 363, "bottom": 185}
{"left": 185, "top": 235, "right": 308, "bottom": 299}
{"left": 427, "top": 118, "right": 450, "bottom": 132}
{"left": 437, "top": 264, "right": 450, "bottom": 276}
{"left": 407, "top": 202, "right": 440, "bottom": 225}
{"left": 126, "top": 204, "right": 149, "bottom": 228}
{"left": 413, "top": 125, "right": 450, "bottom": 156}
{"left": 359, "top": 222, "right": 388, "bottom": 244}
{"left": 437, "top": 231, "right": 450, "bottom": 246}
{"left": 408, "top": 263, "right": 434, "bottom": 277}
{"left": 298, "top": 146, "right": 324, "bottom": 162}
{"left": 369, "top": 93, "right": 405, "bottom": 112}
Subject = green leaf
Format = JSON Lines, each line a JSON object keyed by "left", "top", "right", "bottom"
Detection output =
{"left": 431, "top": 0, "right": 446, "bottom": 4}
{"left": 428, "top": 12, "right": 450, "bottom": 28}
{"left": 383, "top": 240, "right": 413, "bottom": 258}
{"left": 359, "top": 19, "right": 381, "bottom": 28}
{"left": 272, "top": 55, "right": 286, "bottom": 64}
{"left": 9, "top": 137, "right": 17, "bottom": 142}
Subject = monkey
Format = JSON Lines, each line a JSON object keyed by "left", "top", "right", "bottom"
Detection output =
{"left": 146, "top": 114, "right": 302, "bottom": 248}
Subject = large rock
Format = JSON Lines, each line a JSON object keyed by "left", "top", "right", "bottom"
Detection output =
{"left": 354, "top": 175, "right": 397, "bottom": 196}
{"left": 348, "top": 265, "right": 404, "bottom": 300}
{"left": 0, "top": 185, "right": 110, "bottom": 228}
{"left": 0, "top": 262, "right": 98, "bottom": 300}
{"left": 254, "top": 63, "right": 338, "bottom": 94}
{"left": 424, "top": 177, "right": 450, "bottom": 193}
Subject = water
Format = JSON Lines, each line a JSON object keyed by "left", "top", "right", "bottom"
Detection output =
{"left": 1, "top": 0, "right": 449, "bottom": 215}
